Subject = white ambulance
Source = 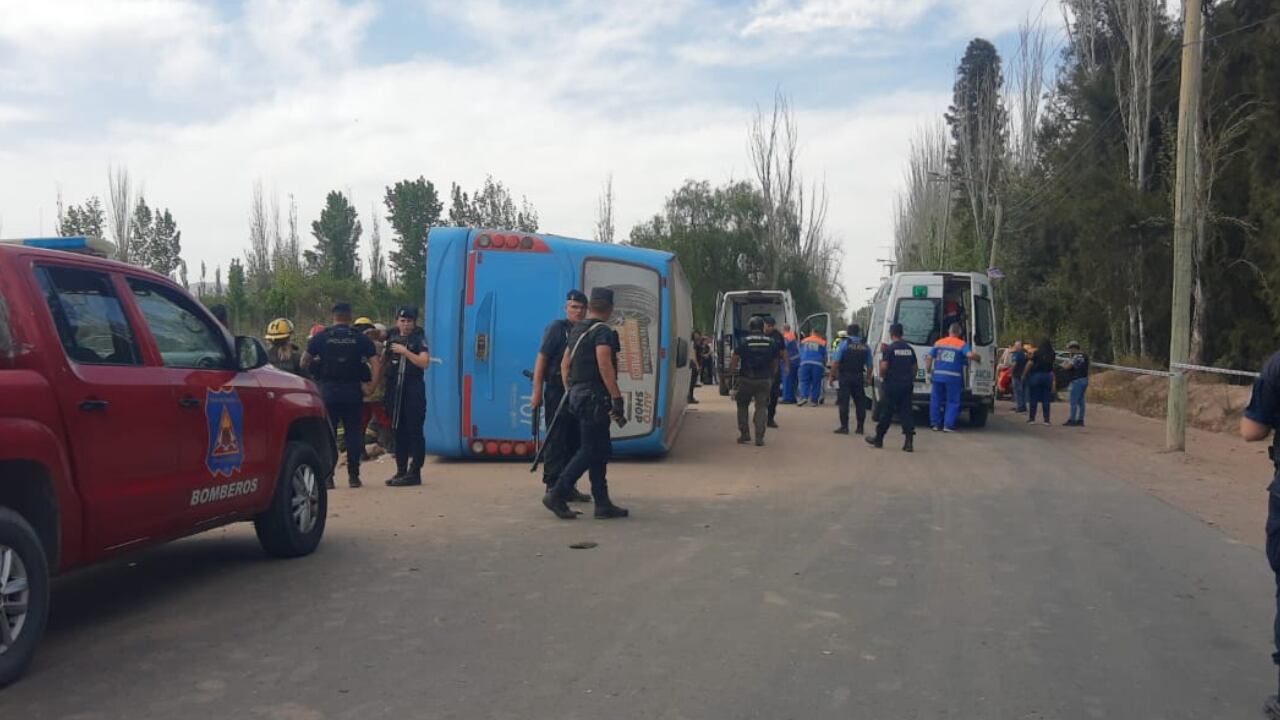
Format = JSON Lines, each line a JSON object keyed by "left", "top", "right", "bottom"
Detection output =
{"left": 865, "top": 271, "right": 998, "bottom": 426}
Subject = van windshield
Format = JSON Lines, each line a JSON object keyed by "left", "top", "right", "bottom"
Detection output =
{"left": 895, "top": 298, "right": 939, "bottom": 346}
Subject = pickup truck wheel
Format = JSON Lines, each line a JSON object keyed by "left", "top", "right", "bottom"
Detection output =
{"left": 969, "top": 405, "right": 989, "bottom": 428}
{"left": 0, "top": 508, "right": 49, "bottom": 689}
{"left": 255, "top": 442, "right": 328, "bottom": 558}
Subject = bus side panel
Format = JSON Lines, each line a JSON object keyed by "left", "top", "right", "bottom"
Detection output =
{"left": 663, "top": 259, "right": 694, "bottom": 451}
{"left": 465, "top": 234, "right": 577, "bottom": 451}
{"left": 424, "top": 228, "right": 470, "bottom": 457}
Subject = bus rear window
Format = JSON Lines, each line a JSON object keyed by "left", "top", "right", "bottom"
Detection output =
{"left": 895, "top": 298, "right": 939, "bottom": 346}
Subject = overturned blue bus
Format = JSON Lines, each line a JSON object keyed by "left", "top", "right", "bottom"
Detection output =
{"left": 424, "top": 228, "right": 694, "bottom": 459}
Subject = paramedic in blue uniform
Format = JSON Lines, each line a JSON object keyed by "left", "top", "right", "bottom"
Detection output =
{"left": 303, "top": 302, "right": 378, "bottom": 488}
{"left": 530, "top": 290, "right": 592, "bottom": 503}
{"left": 797, "top": 328, "right": 828, "bottom": 406}
{"left": 763, "top": 317, "right": 789, "bottom": 428}
{"left": 543, "top": 287, "right": 630, "bottom": 521}
{"left": 1240, "top": 351, "right": 1280, "bottom": 718}
{"left": 867, "top": 323, "right": 917, "bottom": 452}
{"left": 831, "top": 324, "right": 874, "bottom": 435}
{"left": 781, "top": 325, "right": 801, "bottom": 404}
{"left": 384, "top": 306, "right": 431, "bottom": 488}
{"left": 926, "top": 323, "right": 980, "bottom": 432}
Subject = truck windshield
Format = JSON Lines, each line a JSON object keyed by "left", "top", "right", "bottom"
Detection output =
{"left": 895, "top": 298, "right": 939, "bottom": 346}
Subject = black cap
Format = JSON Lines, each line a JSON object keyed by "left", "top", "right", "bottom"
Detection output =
{"left": 590, "top": 287, "right": 614, "bottom": 305}
{"left": 889, "top": 322, "right": 904, "bottom": 337}
{"left": 763, "top": 316, "right": 776, "bottom": 326}
{"left": 566, "top": 289, "right": 588, "bottom": 304}
{"left": 332, "top": 302, "right": 352, "bottom": 315}
{"left": 396, "top": 305, "right": 418, "bottom": 320}
{"left": 847, "top": 324, "right": 861, "bottom": 337}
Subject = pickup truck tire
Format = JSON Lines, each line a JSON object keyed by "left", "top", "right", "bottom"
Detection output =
{"left": 0, "top": 507, "right": 50, "bottom": 689}
{"left": 969, "top": 405, "right": 989, "bottom": 428}
{"left": 254, "top": 442, "right": 327, "bottom": 559}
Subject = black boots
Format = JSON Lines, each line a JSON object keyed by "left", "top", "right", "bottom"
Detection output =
{"left": 592, "top": 486, "right": 629, "bottom": 519}
{"left": 738, "top": 434, "right": 752, "bottom": 444}
{"left": 542, "top": 491, "right": 577, "bottom": 519}
{"left": 903, "top": 434, "right": 914, "bottom": 453}
{"left": 386, "top": 467, "right": 422, "bottom": 487}
{"left": 865, "top": 434, "right": 883, "bottom": 449}
{"left": 348, "top": 472, "right": 362, "bottom": 489}
{"left": 834, "top": 426, "right": 849, "bottom": 435}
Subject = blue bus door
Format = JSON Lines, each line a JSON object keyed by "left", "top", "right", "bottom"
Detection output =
{"left": 463, "top": 234, "right": 566, "bottom": 455}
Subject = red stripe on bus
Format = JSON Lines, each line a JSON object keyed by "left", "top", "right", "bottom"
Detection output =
{"left": 466, "top": 252, "right": 478, "bottom": 305}
{"left": 462, "top": 374, "right": 473, "bottom": 438}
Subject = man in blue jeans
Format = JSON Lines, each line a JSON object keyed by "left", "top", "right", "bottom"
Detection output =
{"left": 1064, "top": 341, "right": 1090, "bottom": 427}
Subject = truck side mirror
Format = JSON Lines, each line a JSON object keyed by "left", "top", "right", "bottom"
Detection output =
{"left": 236, "top": 336, "right": 270, "bottom": 371}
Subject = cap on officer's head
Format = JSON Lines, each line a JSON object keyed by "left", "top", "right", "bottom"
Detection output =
{"left": 566, "top": 289, "right": 588, "bottom": 305}
{"left": 748, "top": 316, "right": 765, "bottom": 332}
{"left": 332, "top": 302, "right": 352, "bottom": 318}
{"left": 848, "top": 324, "right": 861, "bottom": 337}
{"left": 889, "top": 322, "right": 905, "bottom": 337}
{"left": 763, "top": 316, "right": 776, "bottom": 327}
{"left": 590, "top": 287, "right": 614, "bottom": 306}
{"left": 396, "top": 305, "right": 419, "bottom": 321}
{"left": 1067, "top": 340, "right": 1080, "bottom": 349}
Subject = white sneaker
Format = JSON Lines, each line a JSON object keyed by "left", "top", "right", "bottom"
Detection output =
{"left": 798, "top": 400, "right": 808, "bottom": 407}
{"left": 942, "top": 428, "right": 956, "bottom": 433}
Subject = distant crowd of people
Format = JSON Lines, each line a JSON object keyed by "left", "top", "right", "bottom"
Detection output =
{"left": 999, "top": 339, "right": 1091, "bottom": 426}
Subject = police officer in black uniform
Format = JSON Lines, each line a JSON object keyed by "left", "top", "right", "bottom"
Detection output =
{"left": 867, "top": 322, "right": 917, "bottom": 453}
{"left": 303, "top": 303, "right": 378, "bottom": 488}
{"left": 542, "top": 287, "right": 629, "bottom": 521}
{"left": 729, "top": 316, "right": 777, "bottom": 446}
{"left": 1241, "top": 351, "right": 1280, "bottom": 718}
{"left": 831, "top": 323, "right": 874, "bottom": 435}
{"left": 531, "top": 290, "right": 591, "bottom": 502}
{"left": 384, "top": 306, "right": 431, "bottom": 487}
{"left": 763, "top": 316, "right": 788, "bottom": 429}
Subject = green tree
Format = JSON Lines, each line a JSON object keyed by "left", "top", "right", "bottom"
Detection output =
{"left": 448, "top": 176, "right": 538, "bottom": 231}
{"left": 57, "top": 195, "right": 105, "bottom": 239}
{"left": 385, "top": 176, "right": 442, "bottom": 302}
{"left": 307, "top": 191, "right": 362, "bottom": 279}
{"left": 227, "top": 259, "right": 247, "bottom": 326}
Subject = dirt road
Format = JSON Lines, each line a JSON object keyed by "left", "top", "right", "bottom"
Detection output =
{"left": 2, "top": 393, "right": 1275, "bottom": 718}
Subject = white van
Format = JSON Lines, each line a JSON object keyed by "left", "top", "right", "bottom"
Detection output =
{"left": 712, "top": 290, "right": 833, "bottom": 396}
{"left": 865, "top": 271, "right": 997, "bottom": 426}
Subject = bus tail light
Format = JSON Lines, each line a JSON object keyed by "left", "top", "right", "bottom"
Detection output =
{"left": 470, "top": 440, "right": 485, "bottom": 454}
{"left": 473, "top": 232, "right": 551, "bottom": 253}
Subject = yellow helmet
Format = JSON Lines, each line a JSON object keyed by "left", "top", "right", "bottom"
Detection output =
{"left": 354, "top": 316, "right": 375, "bottom": 328}
{"left": 265, "top": 317, "right": 294, "bottom": 340}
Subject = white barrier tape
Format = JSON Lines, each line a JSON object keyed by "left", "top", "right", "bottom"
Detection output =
{"left": 1091, "top": 362, "right": 1172, "bottom": 378}
{"left": 1169, "top": 361, "right": 1260, "bottom": 379}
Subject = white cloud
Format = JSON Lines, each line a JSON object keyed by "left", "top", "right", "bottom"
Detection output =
{"left": 243, "top": 0, "right": 378, "bottom": 77}
{"left": 742, "top": 0, "right": 1046, "bottom": 39}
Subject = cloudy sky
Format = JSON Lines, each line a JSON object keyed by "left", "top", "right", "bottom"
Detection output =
{"left": 0, "top": 0, "right": 1057, "bottom": 308}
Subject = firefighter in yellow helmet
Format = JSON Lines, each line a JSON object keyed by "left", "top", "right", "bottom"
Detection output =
{"left": 264, "top": 318, "right": 307, "bottom": 378}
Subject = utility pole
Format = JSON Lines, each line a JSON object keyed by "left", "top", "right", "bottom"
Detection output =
{"left": 1166, "top": 0, "right": 1204, "bottom": 452}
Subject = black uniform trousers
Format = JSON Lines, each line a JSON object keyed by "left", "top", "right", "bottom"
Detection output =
{"left": 541, "top": 382, "right": 581, "bottom": 490}
{"left": 552, "top": 386, "right": 614, "bottom": 506}
{"left": 324, "top": 391, "right": 365, "bottom": 480}
{"left": 875, "top": 382, "right": 915, "bottom": 438}
{"left": 768, "top": 371, "right": 782, "bottom": 421}
{"left": 392, "top": 387, "right": 426, "bottom": 476}
{"left": 1267, "top": 482, "right": 1280, "bottom": 665}
{"left": 837, "top": 379, "right": 868, "bottom": 430}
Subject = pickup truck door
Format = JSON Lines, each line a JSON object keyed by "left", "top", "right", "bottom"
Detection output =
{"left": 122, "top": 278, "right": 272, "bottom": 527}
{"left": 31, "top": 263, "right": 181, "bottom": 552}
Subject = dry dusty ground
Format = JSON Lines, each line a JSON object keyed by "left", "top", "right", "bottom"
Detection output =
{"left": 1, "top": 390, "right": 1276, "bottom": 719}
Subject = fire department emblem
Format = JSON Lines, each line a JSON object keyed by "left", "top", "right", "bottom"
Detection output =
{"left": 205, "top": 387, "right": 245, "bottom": 477}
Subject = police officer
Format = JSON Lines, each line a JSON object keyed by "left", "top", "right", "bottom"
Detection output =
{"left": 763, "top": 316, "right": 789, "bottom": 428}
{"left": 303, "top": 303, "right": 378, "bottom": 488}
{"left": 831, "top": 324, "right": 874, "bottom": 435}
{"left": 543, "top": 287, "right": 629, "bottom": 521}
{"left": 530, "top": 290, "right": 591, "bottom": 502}
{"left": 926, "top": 323, "right": 980, "bottom": 432}
{"left": 728, "top": 316, "right": 776, "bottom": 446}
{"left": 1240, "top": 351, "right": 1280, "bottom": 717}
{"left": 867, "top": 323, "right": 917, "bottom": 452}
{"left": 384, "top": 306, "right": 431, "bottom": 487}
